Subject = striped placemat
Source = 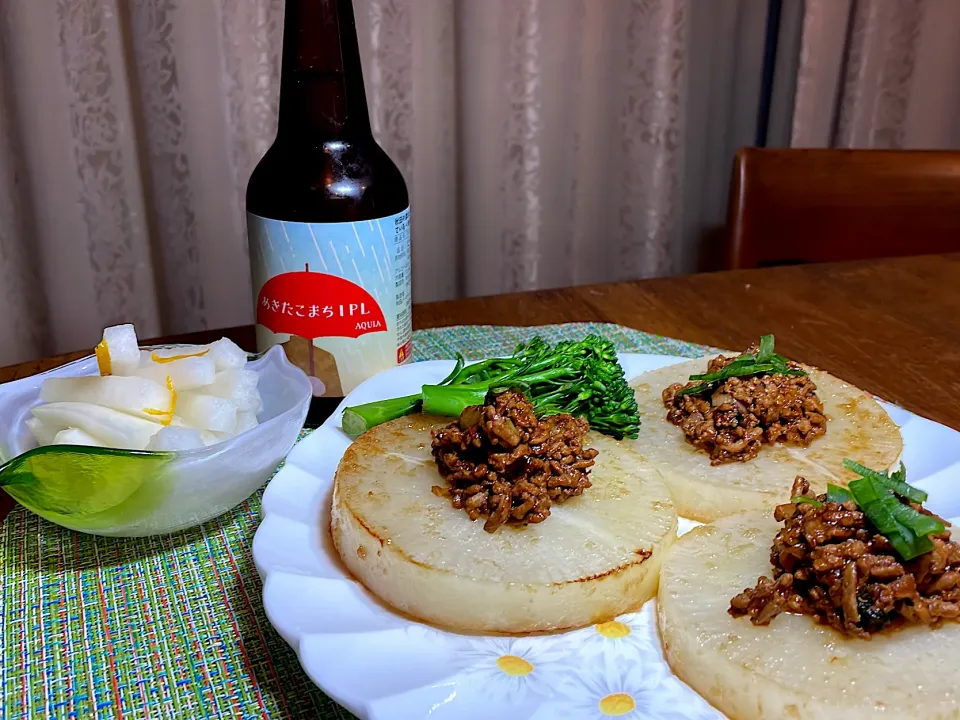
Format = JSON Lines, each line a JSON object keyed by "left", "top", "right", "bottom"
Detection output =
{"left": 0, "top": 323, "right": 715, "bottom": 719}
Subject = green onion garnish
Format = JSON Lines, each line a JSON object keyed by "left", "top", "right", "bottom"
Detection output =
{"left": 843, "top": 458, "right": 926, "bottom": 503}
{"left": 826, "top": 483, "right": 853, "bottom": 504}
{"left": 677, "top": 334, "right": 806, "bottom": 397}
{"left": 791, "top": 496, "right": 824, "bottom": 507}
{"left": 843, "top": 460, "right": 942, "bottom": 561}
{"left": 887, "top": 501, "right": 946, "bottom": 538}
{"left": 848, "top": 478, "right": 921, "bottom": 560}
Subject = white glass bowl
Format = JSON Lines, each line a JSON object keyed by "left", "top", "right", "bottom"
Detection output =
{"left": 0, "top": 345, "right": 311, "bottom": 536}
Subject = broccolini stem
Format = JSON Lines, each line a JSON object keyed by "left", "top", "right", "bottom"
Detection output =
{"left": 502, "top": 367, "right": 573, "bottom": 386}
{"left": 341, "top": 357, "right": 468, "bottom": 437}
{"left": 421, "top": 384, "right": 489, "bottom": 417}
{"left": 445, "top": 358, "right": 514, "bottom": 386}
{"left": 341, "top": 394, "right": 422, "bottom": 438}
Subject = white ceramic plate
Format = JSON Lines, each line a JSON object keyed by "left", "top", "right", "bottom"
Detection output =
{"left": 253, "top": 354, "right": 960, "bottom": 720}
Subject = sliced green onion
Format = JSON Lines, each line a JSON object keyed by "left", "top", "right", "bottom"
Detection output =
{"left": 791, "top": 496, "right": 824, "bottom": 507}
{"left": 878, "top": 466, "right": 927, "bottom": 504}
{"left": 848, "top": 476, "right": 938, "bottom": 561}
{"left": 890, "top": 464, "right": 908, "bottom": 485}
{"left": 848, "top": 476, "right": 887, "bottom": 508}
{"left": 826, "top": 483, "right": 853, "bottom": 504}
{"left": 843, "top": 458, "right": 926, "bottom": 503}
{"left": 677, "top": 335, "right": 806, "bottom": 396}
{"left": 887, "top": 500, "right": 946, "bottom": 538}
{"left": 757, "top": 334, "right": 775, "bottom": 361}
{"left": 688, "top": 361, "right": 779, "bottom": 381}
{"left": 888, "top": 520, "right": 934, "bottom": 562}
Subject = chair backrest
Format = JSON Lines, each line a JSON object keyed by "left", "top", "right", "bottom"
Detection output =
{"left": 725, "top": 148, "right": 960, "bottom": 269}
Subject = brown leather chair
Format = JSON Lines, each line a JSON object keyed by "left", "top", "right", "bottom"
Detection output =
{"left": 725, "top": 148, "right": 960, "bottom": 269}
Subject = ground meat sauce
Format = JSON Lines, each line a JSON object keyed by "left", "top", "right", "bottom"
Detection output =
{"left": 430, "top": 390, "right": 598, "bottom": 533}
{"left": 729, "top": 477, "right": 960, "bottom": 638}
{"left": 662, "top": 348, "right": 827, "bottom": 465}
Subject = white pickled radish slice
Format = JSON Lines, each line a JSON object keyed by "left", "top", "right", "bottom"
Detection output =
{"left": 168, "top": 417, "right": 215, "bottom": 438}
{"left": 175, "top": 394, "right": 238, "bottom": 433}
{"left": 95, "top": 323, "right": 140, "bottom": 376}
{"left": 167, "top": 417, "right": 220, "bottom": 446}
{"left": 147, "top": 345, "right": 210, "bottom": 363}
{"left": 146, "top": 426, "right": 206, "bottom": 451}
{"left": 207, "top": 338, "right": 247, "bottom": 371}
{"left": 52, "top": 427, "right": 102, "bottom": 446}
{"left": 134, "top": 356, "right": 216, "bottom": 391}
{"left": 39, "top": 375, "right": 175, "bottom": 422}
{"left": 141, "top": 340, "right": 244, "bottom": 371}
{"left": 204, "top": 370, "right": 260, "bottom": 411}
{"left": 205, "top": 410, "right": 258, "bottom": 442}
{"left": 30, "top": 402, "right": 162, "bottom": 450}
{"left": 235, "top": 410, "right": 259, "bottom": 434}
{"left": 26, "top": 416, "right": 57, "bottom": 446}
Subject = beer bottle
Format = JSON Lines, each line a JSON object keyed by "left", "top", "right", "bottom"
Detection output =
{"left": 246, "top": 0, "right": 411, "bottom": 426}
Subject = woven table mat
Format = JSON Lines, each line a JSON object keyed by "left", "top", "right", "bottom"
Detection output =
{"left": 0, "top": 323, "right": 715, "bottom": 720}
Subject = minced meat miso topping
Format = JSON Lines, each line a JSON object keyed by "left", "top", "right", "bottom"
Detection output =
{"left": 730, "top": 467, "right": 960, "bottom": 638}
{"left": 662, "top": 335, "right": 826, "bottom": 465}
{"left": 430, "top": 390, "right": 598, "bottom": 533}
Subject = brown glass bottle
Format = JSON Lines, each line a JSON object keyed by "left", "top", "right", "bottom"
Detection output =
{"left": 246, "top": 0, "right": 411, "bottom": 427}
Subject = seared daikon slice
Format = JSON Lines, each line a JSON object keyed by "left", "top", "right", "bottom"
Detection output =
{"left": 175, "top": 393, "right": 238, "bottom": 433}
{"left": 658, "top": 511, "right": 960, "bottom": 719}
{"left": 40, "top": 375, "right": 175, "bottom": 422}
{"left": 203, "top": 370, "right": 260, "bottom": 411}
{"left": 630, "top": 359, "right": 903, "bottom": 521}
{"left": 52, "top": 428, "right": 102, "bottom": 447}
{"left": 94, "top": 324, "right": 140, "bottom": 376}
{"left": 145, "top": 426, "right": 206, "bottom": 451}
{"left": 332, "top": 415, "right": 678, "bottom": 633}
{"left": 134, "top": 356, "right": 215, "bottom": 391}
{"left": 30, "top": 402, "right": 161, "bottom": 450}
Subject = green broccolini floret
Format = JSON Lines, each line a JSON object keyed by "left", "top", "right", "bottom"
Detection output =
{"left": 340, "top": 335, "right": 640, "bottom": 440}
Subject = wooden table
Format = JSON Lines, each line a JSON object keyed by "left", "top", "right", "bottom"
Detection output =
{"left": 2, "top": 253, "right": 959, "bottom": 517}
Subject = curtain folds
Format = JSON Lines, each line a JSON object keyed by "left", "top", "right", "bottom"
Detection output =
{"left": 0, "top": 0, "right": 957, "bottom": 366}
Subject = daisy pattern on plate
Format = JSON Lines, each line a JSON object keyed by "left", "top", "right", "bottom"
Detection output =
{"left": 529, "top": 655, "right": 718, "bottom": 720}
{"left": 448, "top": 635, "right": 572, "bottom": 703}
{"left": 554, "top": 604, "right": 660, "bottom": 661}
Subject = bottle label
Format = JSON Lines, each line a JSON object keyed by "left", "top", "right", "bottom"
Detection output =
{"left": 247, "top": 208, "right": 412, "bottom": 397}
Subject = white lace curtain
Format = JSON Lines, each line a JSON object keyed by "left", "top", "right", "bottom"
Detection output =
{"left": 1, "top": 0, "right": 958, "bottom": 366}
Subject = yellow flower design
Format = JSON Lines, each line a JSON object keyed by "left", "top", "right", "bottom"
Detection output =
{"left": 528, "top": 655, "right": 724, "bottom": 720}
{"left": 599, "top": 692, "right": 637, "bottom": 715}
{"left": 496, "top": 654, "right": 534, "bottom": 676}
{"left": 557, "top": 608, "right": 658, "bottom": 661}
{"left": 595, "top": 621, "right": 631, "bottom": 639}
{"left": 453, "top": 636, "right": 566, "bottom": 702}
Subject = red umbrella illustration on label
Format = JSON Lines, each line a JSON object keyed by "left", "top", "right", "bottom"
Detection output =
{"left": 257, "top": 264, "right": 387, "bottom": 396}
